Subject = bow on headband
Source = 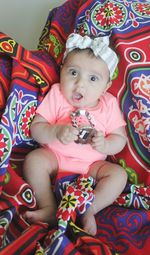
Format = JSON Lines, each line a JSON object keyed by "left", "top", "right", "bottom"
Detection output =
{"left": 63, "top": 33, "right": 118, "bottom": 79}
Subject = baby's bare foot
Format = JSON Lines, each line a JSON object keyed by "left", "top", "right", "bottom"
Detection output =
{"left": 23, "top": 206, "right": 57, "bottom": 227}
{"left": 81, "top": 206, "right": 97, "bottom": 236}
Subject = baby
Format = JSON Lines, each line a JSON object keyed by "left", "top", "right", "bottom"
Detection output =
{"left": 23, "top": 33, "right": 127, "bottom": 236}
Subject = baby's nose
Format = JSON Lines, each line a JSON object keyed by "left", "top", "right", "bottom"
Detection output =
{"left": 76, "top": 77, "right": 85, "bottom": 88}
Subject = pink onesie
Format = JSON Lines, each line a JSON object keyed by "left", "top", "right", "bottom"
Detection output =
{"left": 36, "top": 83, "right": 126, "bottom": 174}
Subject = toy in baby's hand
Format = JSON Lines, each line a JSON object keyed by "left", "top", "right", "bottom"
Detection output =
{"left": 70, "top": 109, "right": 96, "bottom": 144}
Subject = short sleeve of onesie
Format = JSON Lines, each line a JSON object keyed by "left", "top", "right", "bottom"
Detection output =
{"left": 36, "top": 83, "right": 63, "bottom": 124}
{"left": 103, "top": 93, "right": 126, "bottom": 135}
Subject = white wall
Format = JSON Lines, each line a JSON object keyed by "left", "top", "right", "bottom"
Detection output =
{"left": 0, "top": 0, "right": 65, "bottom": 49}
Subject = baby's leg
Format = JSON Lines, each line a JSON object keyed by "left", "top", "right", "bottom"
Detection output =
{"left": 82, "top": 161, "right": 127, "bottom": 235}
{"left": 23, "top": 147, "right": 58, "bottom": 226}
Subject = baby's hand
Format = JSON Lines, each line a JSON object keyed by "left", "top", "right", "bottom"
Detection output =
{"left": 91, "top": 131, "right": 105, "bottom": 153}
{"left": 57, "top": 125, "right": 79, "bottom": 144}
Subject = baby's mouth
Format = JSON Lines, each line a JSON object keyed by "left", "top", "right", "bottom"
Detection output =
{"left": 72, "top": 92, "right": 83, "bottom": 102}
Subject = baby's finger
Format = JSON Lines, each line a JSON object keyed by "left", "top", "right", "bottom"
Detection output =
{"left": 70, "top": 126, "right": 79, "bottom": 135}
{"left": 92, "top": 131, "right": 103, "bottom": 141}
{"left": 66, "top": 129, "right": 79, "bottom": 143}
{"left": 95, "top": 131, "right": 104, "bottom": 137}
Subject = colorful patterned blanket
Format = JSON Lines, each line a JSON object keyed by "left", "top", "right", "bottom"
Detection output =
{"left": 0, "top": 0, "right": 150, "bottom": 254}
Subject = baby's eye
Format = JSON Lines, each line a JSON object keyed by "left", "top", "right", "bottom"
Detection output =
{"left": 90, "top": 75, "right": 98, "bottom": 82}
{"left": 69, "top": 69, "right": 78, "bottom": 76}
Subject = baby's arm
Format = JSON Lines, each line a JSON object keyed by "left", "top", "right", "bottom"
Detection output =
{"left": 91, "top": 126, "right": 127, "bottom": 155}
{"left": 30, "top": 114, "right": 79, "bottom": 145}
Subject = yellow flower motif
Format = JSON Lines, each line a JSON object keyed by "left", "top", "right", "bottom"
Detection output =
{"left": 61, "top": 194, "right": 77, "bottom": 209}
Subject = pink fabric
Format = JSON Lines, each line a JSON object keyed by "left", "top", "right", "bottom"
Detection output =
{"left": 36, "top": 83, "right": 126, "bottom": 173}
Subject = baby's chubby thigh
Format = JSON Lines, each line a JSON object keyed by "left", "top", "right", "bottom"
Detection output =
{"left": 88, "top": 160, "right": 127, "bottom": 184}
{"left": 88, "top": 160, "right": 107, "bottom": 178}
{"left": 24, "top": 147, "right": 59, "bottom": 177}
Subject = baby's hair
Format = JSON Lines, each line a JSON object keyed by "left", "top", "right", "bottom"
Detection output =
{"left": 61, "top": 48, "right": 96, "bottom": 73}
{"left": 63, "top": 47, "right": 100, "bottom": 63}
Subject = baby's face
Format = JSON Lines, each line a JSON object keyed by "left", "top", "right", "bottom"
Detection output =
{"left": 60, "top": 50, "right": 111, "bottom": 109}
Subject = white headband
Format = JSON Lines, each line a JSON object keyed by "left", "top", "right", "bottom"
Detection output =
{"left": 63, "top": 33, "right": 118, "bottom": 79}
